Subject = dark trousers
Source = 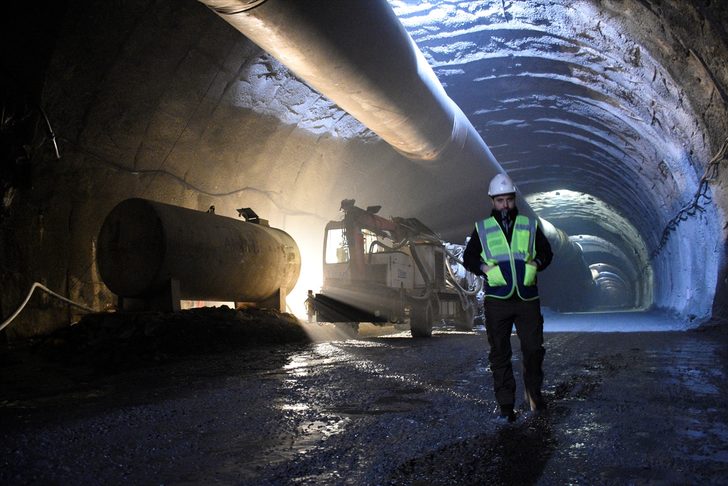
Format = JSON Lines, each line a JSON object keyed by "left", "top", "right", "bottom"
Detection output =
{"left": 484, "top": 297, "right": 545, "bottom": 408}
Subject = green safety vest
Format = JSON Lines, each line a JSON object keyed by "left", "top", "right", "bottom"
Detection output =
{"left": 475, "top": 214, "right": 539, "bottom": 300}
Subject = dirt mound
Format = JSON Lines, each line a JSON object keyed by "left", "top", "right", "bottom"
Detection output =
{"left": 31, "top": 306, "right": 310, "bottom": 371}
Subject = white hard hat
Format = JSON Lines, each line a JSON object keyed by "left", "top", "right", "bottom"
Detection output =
{"left": 488, "top": 174, "right": 516, "bottom": 196}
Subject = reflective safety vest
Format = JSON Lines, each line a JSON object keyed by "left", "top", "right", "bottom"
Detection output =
{"left": 475, "top": 214, "right": 539, "bottom": 300}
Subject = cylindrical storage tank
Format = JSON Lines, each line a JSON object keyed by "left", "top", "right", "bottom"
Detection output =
{"left": 97, "top": 198, "right": 300, "bottom": 303}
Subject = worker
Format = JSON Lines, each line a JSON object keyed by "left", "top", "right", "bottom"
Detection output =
{"left": 463, "top": 174, "right": 553, "bottom": 423}
{"left": 304, "top": 290, "right": 316, "bottom": 323}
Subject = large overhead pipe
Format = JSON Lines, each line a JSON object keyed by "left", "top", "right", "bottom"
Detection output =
{"left": 197, "top": 0, "right": 520, "bottom": 219}
{"left": 538, "top": 218, "right": 596, "bottom": 309}
{"left": 199, "top": 0, "right": 476, "bottom": 162}
{"left": 97, "top": 198, "right": 301, "bottom": 312}
{"left": 197, "top": 0, "right": 595, "bottom": 308}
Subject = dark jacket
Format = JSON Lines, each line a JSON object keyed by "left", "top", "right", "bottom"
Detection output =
{"left": 463, "top": 208, "right": 553, "bottom": 277}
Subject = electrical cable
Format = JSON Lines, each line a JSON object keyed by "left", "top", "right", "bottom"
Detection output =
{"left": 442, "top": 247, "right": 482, "bottom": 296}
{"left": 0, "top": 282, "right": 97, "bottom": 332}
{"left": 651, "top": 136, "right": 728, "bottom": 258}
{"left": 39, "top": 107, "right": 61, "bottom": 160}
{"left": 366, "top": 236, "right": 481, "bottom": 306}
{"left": 442, "top": 247, "right": 482, "bottom": 321}
{"left": 406, "top": 242, "right": 434, "bottom": 302}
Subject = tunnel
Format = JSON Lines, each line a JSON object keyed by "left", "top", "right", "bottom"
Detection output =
{"left": 3, "top": 2, "right": 728, "bottom": 483}
{"left": 1, "top": 0, "right": 728, "bottom": 337}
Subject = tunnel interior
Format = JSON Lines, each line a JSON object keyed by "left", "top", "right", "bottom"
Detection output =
{"left": 1, "top": 0, "right": 727, "bottom": 337}
{"left": 527, "top": 189, "right": 652, "bottom": 311}
{"left": 391, "top": 0, "right": 725, "bottom": 319}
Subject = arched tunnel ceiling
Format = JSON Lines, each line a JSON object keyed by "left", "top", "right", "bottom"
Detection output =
{"left": 390, "top": 0, "right": 714, "bottom": 252}
{"left": 385, "top": 0, "right": 725, "bottom": 318}
{"left": 168, "top": 0, "right": 726, "bottom": 261}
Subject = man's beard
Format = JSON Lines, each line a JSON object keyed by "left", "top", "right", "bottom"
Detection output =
{"left": 499, "top": 207, "right": 518, "bottom": 221}
{"left": 499, "top": 207, "right": 518, "bottom": 233}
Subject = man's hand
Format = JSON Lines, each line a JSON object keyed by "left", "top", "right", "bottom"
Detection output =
{"left": 480, "top": 263, "right": 496, "bottom": 274}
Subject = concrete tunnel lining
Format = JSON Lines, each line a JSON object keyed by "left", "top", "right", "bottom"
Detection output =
{"left": 1, "top": 0, "right": 727, "bottom": 336}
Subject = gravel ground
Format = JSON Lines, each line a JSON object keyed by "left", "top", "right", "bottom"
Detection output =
{"left": 1, "top": 309, "right": 727, "bottom": 485}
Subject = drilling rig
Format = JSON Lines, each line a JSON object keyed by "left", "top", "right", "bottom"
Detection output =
{"left": 314, "top": 199, "right": 481, "bottom": 337}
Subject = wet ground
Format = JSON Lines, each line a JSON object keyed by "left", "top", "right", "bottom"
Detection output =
{"left": 1, "top": 309, "right": 727, "bottom": 485}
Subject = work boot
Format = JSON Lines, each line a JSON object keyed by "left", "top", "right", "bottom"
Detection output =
{"left": 497, "top": 404, "right": 517, "bottom": 423}
{"left": 524, "top": 389, "right": 547, "bottom": 414}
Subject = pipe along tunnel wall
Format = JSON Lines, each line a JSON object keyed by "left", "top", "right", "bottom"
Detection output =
{"left": 1, "top": 0, "right": 727, "bottom": 337}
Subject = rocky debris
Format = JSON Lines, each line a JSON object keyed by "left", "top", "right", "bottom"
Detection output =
{"left": 21, "top": 306, "right": 310, "bottom": 371}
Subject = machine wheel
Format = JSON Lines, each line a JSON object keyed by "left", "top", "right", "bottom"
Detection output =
{"left": 410, "top": 302, "right": 433, "bottom": 338}
{"left": 454, "top": 304, "right": 475, "bottom": 332}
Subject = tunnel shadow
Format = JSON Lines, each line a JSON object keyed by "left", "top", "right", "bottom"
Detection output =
{"left": 360, "top": 331, "right": 482, "bottom": 351}
{"left": 388, "top": 410, "right": 558, "bottom": 485}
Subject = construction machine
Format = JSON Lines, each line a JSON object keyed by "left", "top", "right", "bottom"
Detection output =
{"left": 314, "top": 199, "right": 481, "bottom": 337}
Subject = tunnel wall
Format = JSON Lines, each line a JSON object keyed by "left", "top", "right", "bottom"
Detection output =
{"left": 652, "top": 210, "right": 721, "bottom": 322}
{"left": 598, "top": 0, "right": 728, "bottom": 322}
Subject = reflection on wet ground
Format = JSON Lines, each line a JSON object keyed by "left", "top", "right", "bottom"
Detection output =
{"left": 1, "top": 317, "right": 727, "bottom": 484}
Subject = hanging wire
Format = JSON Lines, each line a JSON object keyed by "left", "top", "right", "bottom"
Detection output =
{"left": 39, "top": 107, "right": 61, "bottom": 160}
{"left": 0, "top": 282, "right": 97, "bottom": 332}
{"left": 651, "top": 136, "right": 728, "bottom": 259}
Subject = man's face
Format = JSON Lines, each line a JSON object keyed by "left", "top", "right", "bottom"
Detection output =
{"left": 492, "top": 194, "right": 516, "bottom": 212}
